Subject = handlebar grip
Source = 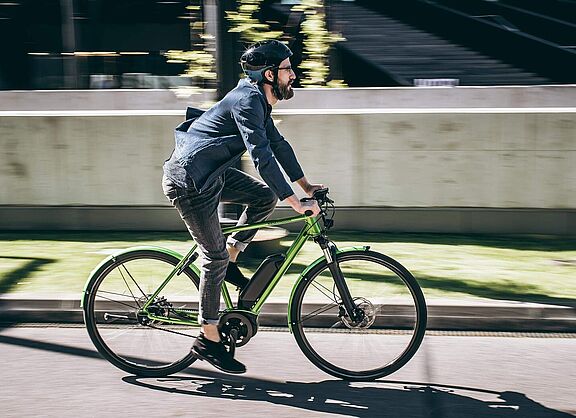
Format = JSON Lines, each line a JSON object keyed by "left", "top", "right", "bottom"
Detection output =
{"left": 304, "top": 210, "right": 314, "bottom": 217}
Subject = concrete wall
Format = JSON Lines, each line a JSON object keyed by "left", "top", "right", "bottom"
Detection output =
{"left": 1, "top": 87, "right": 575, "bottom": 233}
{"left": 279, "top": 110, "right": 576, "bottom": 208}
{"left": 1, "top": 113, "right": 181, "bottom": 205}
{"left": 0, "top": 88, "right": 216, "bottom": 111}
{"left": 2, "top": 84, "right": 576, "bottom": 110}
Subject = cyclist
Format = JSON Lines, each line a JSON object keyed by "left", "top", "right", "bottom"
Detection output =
{"left": 162, "top": 39, "right": 323, "bottom": 374}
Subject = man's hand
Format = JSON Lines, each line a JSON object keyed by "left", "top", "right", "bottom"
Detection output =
{"left": 297, "top": 177, "right": 325, "bottom": 197}
{"left": 284, "top": 194, "right": 321, "bottom": 216}
{"left": 303, "top": 183, "right": 325, "bottom": 197}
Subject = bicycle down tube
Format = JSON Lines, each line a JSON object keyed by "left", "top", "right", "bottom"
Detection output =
{"left": 221, "top": 214, "right": 321, "bottom": 313}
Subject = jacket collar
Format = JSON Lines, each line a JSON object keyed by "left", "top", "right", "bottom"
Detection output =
{"left": 238, "top": 78, "right": 272, "bottom": 117}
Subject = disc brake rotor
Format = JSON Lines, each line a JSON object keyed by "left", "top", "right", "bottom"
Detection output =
{"left": 341, "top": 297, "right": 376, "bottom": 329}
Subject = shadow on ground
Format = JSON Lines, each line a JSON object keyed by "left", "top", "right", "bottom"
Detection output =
{"left": 123, "top": 374, "right": 572, "bottom": 418}
{"left": 333, "top": 232, "right": 576, "bottom": 252}
{"left": 0, "top": 256, "right": 54, "bottom": 294}
{"left": 265, "top": 258, "right": 576, "bottom": 308}
{"left": 1, "top": 231, "right": 575, "bottom": 252}
{"left": 0, "top": 330, "right": 573, "bottom": 418}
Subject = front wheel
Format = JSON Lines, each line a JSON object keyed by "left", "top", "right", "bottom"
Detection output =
{"left": 290, "top": 250, "right": 427, "bottom": 381}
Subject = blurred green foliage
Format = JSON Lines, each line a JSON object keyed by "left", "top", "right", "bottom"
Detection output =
{"left": 292, "top": 0, "right": 345, "bottom": 87}
{"left": 165, "top": 49, "right": 216, "bottom": 79}
{"left": 226, "top": 0, "right": 283, "bottom": 42}
{"left": 227, "top": 0, "right": 345, "bottom": 87}
{"left": 165, "top": 1, "right": 217, "bottom": 84}
{"left": 165, "top": 0, "right": 346, "bottom": 88}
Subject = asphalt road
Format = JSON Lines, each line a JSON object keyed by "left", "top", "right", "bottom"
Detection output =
{"left": 0, "top": 326, "right": 574, "bottom": 418}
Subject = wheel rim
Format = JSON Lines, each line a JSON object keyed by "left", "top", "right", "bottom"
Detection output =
{"left": 86, "top": 252, "right": 199, "bottom": 371}
{"left": 294, "top": 254, "right": 426, "bottom": 378}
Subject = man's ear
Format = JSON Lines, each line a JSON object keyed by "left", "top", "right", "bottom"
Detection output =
{"left": 264, "top": 68, "right": 274, "bottom": 82}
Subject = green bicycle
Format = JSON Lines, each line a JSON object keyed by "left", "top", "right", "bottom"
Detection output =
{"left": 82, "top": 189, "right": 427, "bottom": 381}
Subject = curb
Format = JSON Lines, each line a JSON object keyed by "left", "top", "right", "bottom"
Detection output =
{"left": 0, "top": 297, "right": 575, "bottom": 332}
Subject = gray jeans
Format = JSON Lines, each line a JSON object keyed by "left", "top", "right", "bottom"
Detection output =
{"left": 162, "top": 168, "right": 278, "bottom": 325}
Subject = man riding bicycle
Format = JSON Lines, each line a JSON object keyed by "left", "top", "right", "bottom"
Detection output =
{"left": 162, "top": 40, "right": 323, "bottom": 374}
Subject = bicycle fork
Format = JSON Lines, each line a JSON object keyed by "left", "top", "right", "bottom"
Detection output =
{"left": 316, "top": 236, "right": 363, "bottom": 324}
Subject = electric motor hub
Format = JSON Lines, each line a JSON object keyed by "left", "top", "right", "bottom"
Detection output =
{"left": 218, "top": 311, "right": 258, "bottom": 347}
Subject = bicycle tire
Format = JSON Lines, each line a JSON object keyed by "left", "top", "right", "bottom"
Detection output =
{"left": 83, "top": 249, "right": 200, "bottom": 377}
{"left": 290, "top": 250, "right": 427, "bottom": 381}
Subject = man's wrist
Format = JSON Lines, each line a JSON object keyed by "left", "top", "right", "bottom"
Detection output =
{"left": 283, "top": 194, "right": 299, "bottom": 208}
{"left": 286, "top": 195, "right": 309, "bottom": 214}
{"left": 296, "top": 176, "right": 311, "bottom": 192}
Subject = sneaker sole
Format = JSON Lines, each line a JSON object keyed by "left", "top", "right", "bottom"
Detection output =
{"left": 191, "top": 348, "right": 246, "bottom": 375}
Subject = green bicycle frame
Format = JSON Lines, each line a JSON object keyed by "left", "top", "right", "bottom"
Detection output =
{"left": 141, "top": 213, "right": 323, "bottom": 324}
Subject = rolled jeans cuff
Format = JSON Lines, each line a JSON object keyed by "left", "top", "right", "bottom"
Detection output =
{"left": 227, "top": 237, "right": 248, "bottom": 252}
{"left": 200, "top": 317, "right": 220, "bottom": 326}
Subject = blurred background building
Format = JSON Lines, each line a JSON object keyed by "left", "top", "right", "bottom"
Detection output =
{"left": 1, "top": 0, "right": 575, "bottom": 234}
{"left": 1, "top": 0, "right": 575, "bottom": 93}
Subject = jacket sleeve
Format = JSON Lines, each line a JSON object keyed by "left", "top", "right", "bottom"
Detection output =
{"left": 266, "top": 117, "right": 305, "bottom": 182}
{"left": 232, "top": 93, "right": 295, "bottom": 200}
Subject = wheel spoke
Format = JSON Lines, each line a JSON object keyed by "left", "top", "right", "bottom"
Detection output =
{"left": 96, "top": 288, "right": 140, "bottom": 299}
{"left": 299, "top": 302, "right": 340, "bottom": 324}
{"left": 117, "top": 264, "right": 145, "bottom": 308}
{"left": 95, "top": 292, "right": 140, "bottom": 310}
{"left": 310, "top": 279, "right": 339, "bottom": 303}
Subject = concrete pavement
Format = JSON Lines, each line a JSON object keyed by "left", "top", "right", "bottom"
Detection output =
{"left": 0, "top": 325, "right": 575, "bottom": 417}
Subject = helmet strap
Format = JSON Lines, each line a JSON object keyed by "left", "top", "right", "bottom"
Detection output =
{"left": 261, "top": 67, "right": 285, "bottom": 101}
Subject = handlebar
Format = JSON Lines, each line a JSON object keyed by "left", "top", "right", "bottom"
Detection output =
{"left": 312, "top": 188, "right": 333, "bottom": 205}
{"left": 301, "top": 188, "right": 333, "bottom": 217}
{"left": 300, "top": 188, "right": 334, "bottom": 229}
{"left": 301, "top": 188, "right": 332, "bottom": 206}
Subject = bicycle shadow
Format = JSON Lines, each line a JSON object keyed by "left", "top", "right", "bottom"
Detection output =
{"left": 0, "top": 256, "right": 54, "bottom": 295}
{"left": 122, "top": 373, "right": 573, "bottom": 418}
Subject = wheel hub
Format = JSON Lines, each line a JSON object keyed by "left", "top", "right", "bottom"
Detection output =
{"left": 137, "top": 296, "right": 172, "bottom": 325}
{"left": 341, "top": 297, "right": 376, "bottom": 329}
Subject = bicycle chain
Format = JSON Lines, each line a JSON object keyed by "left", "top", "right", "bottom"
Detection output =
{"left": 143, "top": 322, "right": 198, "bottom": 339}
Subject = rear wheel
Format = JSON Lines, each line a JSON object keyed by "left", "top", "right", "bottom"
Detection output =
{"left": 83, "top": 250, "right": 200, "bottom": 377}
{"left": 290, "top": 250, "right": 427, "bottom": 381}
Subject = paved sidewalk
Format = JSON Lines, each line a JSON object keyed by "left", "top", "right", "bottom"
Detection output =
{"left": 0, "top": 294, "right": 574, "bottom": 332}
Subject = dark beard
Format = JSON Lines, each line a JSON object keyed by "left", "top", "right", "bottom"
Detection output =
{"left": 276, "top": 82, "right": 294, "bottom": 100}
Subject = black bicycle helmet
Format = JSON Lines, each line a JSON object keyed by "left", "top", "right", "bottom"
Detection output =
{"left": 240, "top": 40, "right": 293, "bottom": 84}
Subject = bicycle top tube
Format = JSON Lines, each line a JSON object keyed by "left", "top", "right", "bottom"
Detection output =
{"left": 221, "top": 213, "right": 312, "bottom": 235}
{"left": 221, "top": 187, "right": 331, "bottom": 236}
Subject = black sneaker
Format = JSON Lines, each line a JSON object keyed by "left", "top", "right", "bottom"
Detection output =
{"left": 224, "top": 262, "right": 249, "bottom": 290}
{"left": 191, "top": 334, "right": 246, "bottom": 374}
